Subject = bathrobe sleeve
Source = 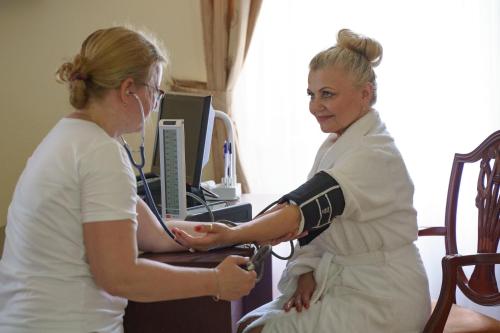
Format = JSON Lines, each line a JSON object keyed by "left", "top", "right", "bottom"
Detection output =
{"left": 326, "top": 145, "right": 403, "bottom": 223}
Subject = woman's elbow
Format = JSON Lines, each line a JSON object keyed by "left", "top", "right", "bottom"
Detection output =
{"left": 99, "top": 279, "right": 130, "bottom": 298}
{"left": 90, "top": 264, "right": 136, "bottom": 298}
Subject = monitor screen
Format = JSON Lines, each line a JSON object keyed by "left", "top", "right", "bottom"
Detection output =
{"left": 151, "top": 92, "right": 214, "bottom": 190}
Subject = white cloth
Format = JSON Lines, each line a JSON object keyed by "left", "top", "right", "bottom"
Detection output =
{"left": 0, "top": 119, "right": 138, "bottom": 332}
{"left": 240, "top": 110, "right": 431, "bottom": 333}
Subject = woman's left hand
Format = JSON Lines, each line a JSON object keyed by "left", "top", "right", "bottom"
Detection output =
{"left": 283, "top": 271, "right": 316, "bottom": 312}
{"left": 172, "top": 222, "right": 234, "bottom": 251}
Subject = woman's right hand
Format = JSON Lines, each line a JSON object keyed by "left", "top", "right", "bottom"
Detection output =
{"left": 215, "top": 255, "right": 257, "bottom": 301}
{"left": 283, "top": 271, "right": 316, "bottom": 312}
{"left": 172, "top": 222, "right": 234, "bottom": 251}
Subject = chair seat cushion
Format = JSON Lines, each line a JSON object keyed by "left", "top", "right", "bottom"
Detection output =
{"left": 432, "top": 301, "right": 500, "bottom": 333}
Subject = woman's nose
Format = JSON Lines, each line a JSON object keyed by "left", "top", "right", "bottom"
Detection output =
{"left": 309, "top": 97, "right": 323, "bottom": 113}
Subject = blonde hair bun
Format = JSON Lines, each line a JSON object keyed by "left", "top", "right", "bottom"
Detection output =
{"left": 56, "top": 55, "right": 90, "bottom": 109}
{"left": 337, "top": 29, "right": 383, "bottom": 67}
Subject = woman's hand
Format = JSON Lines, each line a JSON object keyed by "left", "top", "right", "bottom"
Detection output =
{"left": 172, "top": 222, "right": 235, "bottom": 251}
{"left": 283, "top": 271, "right": 316, "bottom": 312}
{"left": 215, "top": 255, "right": 257, "bottom": 301}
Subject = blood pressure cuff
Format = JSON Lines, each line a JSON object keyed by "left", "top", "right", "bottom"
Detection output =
{"left": 278, "top": 171, "right": 345, "bottom": 246}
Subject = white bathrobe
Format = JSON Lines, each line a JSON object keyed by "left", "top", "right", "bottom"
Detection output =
{"left": 240, "top": 110, "right": 431, "bottom": 333}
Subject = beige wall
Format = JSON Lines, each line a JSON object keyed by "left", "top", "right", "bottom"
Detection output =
{"left": 0, "top": 0, "right": 208, "bottom": 228}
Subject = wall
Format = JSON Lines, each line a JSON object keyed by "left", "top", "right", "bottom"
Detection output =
{"left": 0, "top": 0, "right": 207, "bottom": 228}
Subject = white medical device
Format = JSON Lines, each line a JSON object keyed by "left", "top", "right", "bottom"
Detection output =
{"left": 207, "top": 110, "right": 242, "bottom": 200}
{"left": 159, "top": 119, "right": 187, "bottom": 219}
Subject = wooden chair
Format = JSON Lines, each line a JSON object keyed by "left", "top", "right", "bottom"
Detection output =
{"left": 419, "top": 130, "right": 500, "bottom": 333}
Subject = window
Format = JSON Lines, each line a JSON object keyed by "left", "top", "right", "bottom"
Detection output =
{"left": 234, "top": 0, "right": 500, "bottom": 315}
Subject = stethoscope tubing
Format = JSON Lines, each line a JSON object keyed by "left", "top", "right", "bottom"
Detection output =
{"left": 122, "top": 92, "right": 179, "bottom": 243}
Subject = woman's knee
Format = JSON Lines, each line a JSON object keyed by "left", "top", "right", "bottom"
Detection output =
{"left": 237, "top": 316, "right": 260, "bottom": 333}
{"left": 246, "top": 326, "right": 264, "bottom": 333}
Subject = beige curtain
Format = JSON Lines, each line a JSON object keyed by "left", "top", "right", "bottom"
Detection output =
{"left": 172, "top": 0, "right": 262, "bottom": 193}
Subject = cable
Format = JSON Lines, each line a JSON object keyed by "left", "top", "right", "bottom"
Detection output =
{"left": 137, "top": 167, "right": 177, "bottom": 241}
{"left": 186, "top": 192, "right": 215, "bottom": 222}
{"left": 254, "top": 200, "right": 295, "bottom": 261}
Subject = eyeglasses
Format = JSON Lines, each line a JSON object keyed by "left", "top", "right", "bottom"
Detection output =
{"left": 143, "top": 83, "right": 165, "bottom": 111}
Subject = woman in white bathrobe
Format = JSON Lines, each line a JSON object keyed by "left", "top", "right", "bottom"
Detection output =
{"left": 173, "top": 28, "right": 431, "bottom": 333}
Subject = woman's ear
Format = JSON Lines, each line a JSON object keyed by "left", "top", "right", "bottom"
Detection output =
{"left": 361, "top": 82, "right": 374, "bottom": 105}
{"left": 119, "top": 78, "right": 135, "bottom": 104}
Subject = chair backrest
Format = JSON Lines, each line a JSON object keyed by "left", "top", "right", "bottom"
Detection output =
{"left": 444, "top": 130, "right": 500, "bottom": 305}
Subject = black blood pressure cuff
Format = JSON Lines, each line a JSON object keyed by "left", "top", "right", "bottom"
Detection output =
{"left": 278, "top": 171, "right": 345, "bottom": 246}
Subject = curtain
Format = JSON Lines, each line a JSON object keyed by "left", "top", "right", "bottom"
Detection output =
{"left": 200, "top": 0, "right": 262, "bottom": 193}
{"left": 172, "top": 0, "right": 262, "bottom": 193}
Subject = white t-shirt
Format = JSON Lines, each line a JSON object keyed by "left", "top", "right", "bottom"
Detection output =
{"left": 0, "top": 118, "right": 138, "bottom": 332}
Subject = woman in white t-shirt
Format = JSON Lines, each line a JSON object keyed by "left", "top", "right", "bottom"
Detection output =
{"left": 0, "top": 26, "right": 256, "bottom": 333}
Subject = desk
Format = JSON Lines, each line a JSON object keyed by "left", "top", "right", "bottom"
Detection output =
{"left": 124, "top": 194, "right": 276, "bottom": 333}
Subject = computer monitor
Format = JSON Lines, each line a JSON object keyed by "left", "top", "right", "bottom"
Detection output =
{"left": 151, "top": 92, "right": 215, "bottom": 191}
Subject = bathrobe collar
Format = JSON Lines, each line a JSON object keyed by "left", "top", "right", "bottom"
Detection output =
{"left": 308, "top": 109, "right": 381, "bottom": 178}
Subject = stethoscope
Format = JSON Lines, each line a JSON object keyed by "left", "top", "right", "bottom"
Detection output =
{"left": 121, "top": 91, "right": 295, "bottom": 260}
{"left": 120, "top": 92, "right": 178, "bottom": 241}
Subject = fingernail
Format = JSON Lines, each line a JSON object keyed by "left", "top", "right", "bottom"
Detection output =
{"left": 194, "top": 226, "right": 202, "bottom": 232}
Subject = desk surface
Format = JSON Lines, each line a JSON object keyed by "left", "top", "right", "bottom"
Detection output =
{"left": 124, "top": 194, "right": 276, "bottom": 333}
{"left": 139, "top": 245, "right": 254, "bottom": 267}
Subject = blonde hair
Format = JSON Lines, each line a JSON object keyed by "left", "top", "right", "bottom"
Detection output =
{"left": 56, "top": 26, "right": 168, "bottom": 109}
{"left": 309, "top": 29, "right": 383, "bottom": 105}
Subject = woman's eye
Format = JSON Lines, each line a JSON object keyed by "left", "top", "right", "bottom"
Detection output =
{"left": 321, "top": 91, "right": 334, "bottom": 98}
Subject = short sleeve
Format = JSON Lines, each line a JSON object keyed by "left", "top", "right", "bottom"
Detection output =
{"left": 79, "top": 142, "right": 138, "bottom": 224}
{"left": 326, "top": 146, "right": 405, "bottom": 222}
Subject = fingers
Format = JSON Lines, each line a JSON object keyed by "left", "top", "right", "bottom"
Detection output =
{"left": 193, "top": 224, "right": 212, "bottom": 233}
{"left": 284, "top": 298, "right": 293, "bottom": 312}
{"left": 284, "top": 295, "right": 302, "bottom": 312}
{"left": 283, "top": 292, "right": 312, "bottom": 312}
{"left": 301, "top": 291, "right": 311, "bottom": 310}
{"left": 171, "top": 227, "right": 209, "bottom": 251}
{"left": 295, "top": 295, "right": 303, "bottom": 312}
{"left": 194, "top": 222, "right": 224, "bottom": 234}
{"left": 171, "top": 228, "right": 190, "bottom": 246}
{"left": 216, "top": 256, "right": 257, "bottom": 300}
{"left": 171, "top": 228, "right": 195, "bottom": 244}
{"left": 225, "top": 255, "right": 250, "bottom": 267}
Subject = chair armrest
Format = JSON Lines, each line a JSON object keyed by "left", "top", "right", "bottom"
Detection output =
{"left": 418, "top": 226, "right": 446, "bottom": 237}
{"left": 423, "top": 253, "right": 500, "bottom": 333}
